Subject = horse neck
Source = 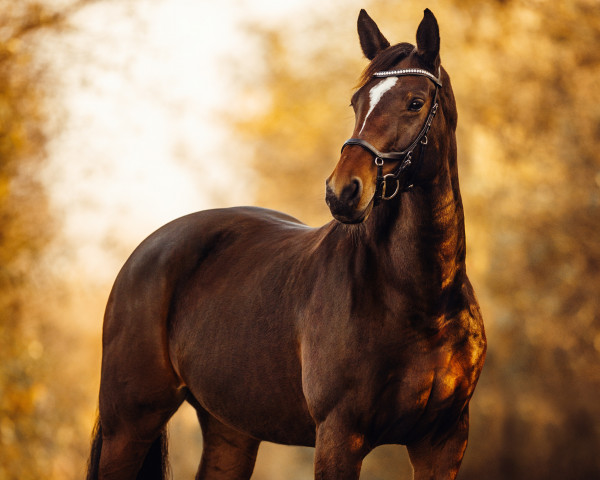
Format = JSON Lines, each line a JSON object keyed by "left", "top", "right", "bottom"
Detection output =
{"left": 365, "top": 137, "right": 466, "bottom": 313}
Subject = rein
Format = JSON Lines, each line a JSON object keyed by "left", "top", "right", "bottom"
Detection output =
{"left": 341, "top": 68, "right": 442, "bottom": 206}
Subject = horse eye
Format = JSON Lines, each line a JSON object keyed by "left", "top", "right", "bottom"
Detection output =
{"left": 408, "top": 99, "right": 425, "bottom": 112}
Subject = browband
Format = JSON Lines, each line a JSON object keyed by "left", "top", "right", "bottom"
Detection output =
{"left": 373, "top": 67, "right": 442, "bottom": 88}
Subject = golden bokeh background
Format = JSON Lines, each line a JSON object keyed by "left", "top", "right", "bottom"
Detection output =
{"left": 1, "top": 1, "right": 599, "bottom": 479}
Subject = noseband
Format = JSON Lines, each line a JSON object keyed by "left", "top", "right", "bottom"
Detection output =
{"left": 341, "top": 68, "right": 442, "bottom": 206}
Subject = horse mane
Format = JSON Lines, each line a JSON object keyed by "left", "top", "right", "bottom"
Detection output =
{"left": 357, "top": 42, "right": 415, "bottom": 88}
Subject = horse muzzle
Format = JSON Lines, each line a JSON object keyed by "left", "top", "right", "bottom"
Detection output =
{"left": 325, "top": 177, "right": 373, "bottom": 224}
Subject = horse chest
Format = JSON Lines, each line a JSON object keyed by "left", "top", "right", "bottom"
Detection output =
{"left": 377, "top": 315, "right": 486, "bottom": 444}
{"left": 302, "top": 304, "right": 485, "bottom": 446}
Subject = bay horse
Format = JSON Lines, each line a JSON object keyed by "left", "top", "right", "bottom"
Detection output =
{"left": 87, "top": 9, "right": 486, "bottom": 480}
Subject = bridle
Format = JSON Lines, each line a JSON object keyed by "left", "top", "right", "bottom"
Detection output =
{"left": 341, "top": 68, "right": 442, "bottom": 206}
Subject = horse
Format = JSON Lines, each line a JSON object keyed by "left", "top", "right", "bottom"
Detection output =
{"left": 86, "top": 8, "right": 486, "bottom": 480}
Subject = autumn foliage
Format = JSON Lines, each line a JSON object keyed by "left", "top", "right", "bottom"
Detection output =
{"left": 1, "top": 1, "right": 599, "bottom": 479}
{"left": 0, "top": 2, "right": 98, "bottom": 478}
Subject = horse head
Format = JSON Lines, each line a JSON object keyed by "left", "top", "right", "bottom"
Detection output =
{"left": 326, "top": 9, "right": 456, "bottom": 224}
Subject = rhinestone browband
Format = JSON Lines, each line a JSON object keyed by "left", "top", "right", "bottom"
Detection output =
{"left": 373, "top": 68, "right": 442, "bottom": 87}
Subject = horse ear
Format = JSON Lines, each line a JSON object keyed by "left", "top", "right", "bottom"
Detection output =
{"left": 357, "top": 9, "right": 390, "bottom": 60}
{"left": 416, "top": 9, "right": 440, "bottom": 69}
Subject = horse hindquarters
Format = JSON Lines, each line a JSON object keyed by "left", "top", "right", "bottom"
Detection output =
{"left": 91, "top": 246, "right": 187, "bottom": 479}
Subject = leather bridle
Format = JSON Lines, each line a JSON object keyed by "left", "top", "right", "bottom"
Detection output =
{"left": 341, "top": 68, "right": 442, "bottom": 206}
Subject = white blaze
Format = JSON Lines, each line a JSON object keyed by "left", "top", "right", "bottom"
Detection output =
{"left": 359, "top": 77, "right": 398, "bottom": 135}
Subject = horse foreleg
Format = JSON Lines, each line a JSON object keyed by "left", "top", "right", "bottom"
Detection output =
{"left": 313, "top": 413, "right": 369, "bottom": 480}
{"left": 406, "top": 408, "right": 469, "bottom": 480}
{"left": 195, "top": 410, "right": 260, "bottom": 480}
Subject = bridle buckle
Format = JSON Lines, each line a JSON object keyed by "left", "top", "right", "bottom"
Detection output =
{"left": 382, "top": 174, "right": 401, "bottom": 200}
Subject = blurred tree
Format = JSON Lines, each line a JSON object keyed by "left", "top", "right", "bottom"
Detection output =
{"left": 0, "top": 1, "right": 101, "bottom": 478}
{"left": 225, "top": 1, "right": 600, "bottom": 478}
{"left": 453, "top": 2, "right": 600, "bottom": 479}
{"left": 231, "top": 16, "right": 360, "bottom": 226}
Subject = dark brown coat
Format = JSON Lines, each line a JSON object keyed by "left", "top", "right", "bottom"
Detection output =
{"left": 87, "top": 9, "right": 486, "bottom": 480}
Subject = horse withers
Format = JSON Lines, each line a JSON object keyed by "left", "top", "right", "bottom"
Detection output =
{"left": 87, "top": 8, "right": 486, "bottom": 480}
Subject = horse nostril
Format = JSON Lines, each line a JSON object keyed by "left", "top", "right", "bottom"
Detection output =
{"left": 341, "top": 178, "right": 362, "bottom": 207}
{"left": 325, "top": 187, "right": 332, "bottom": 207}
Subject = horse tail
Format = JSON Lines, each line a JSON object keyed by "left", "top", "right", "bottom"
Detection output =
{"left": 86, "top": 417, "right": 103, "bottom": 480}
{"left": 136, "top": 428, "right": 171, "bottom": 480}
{"left": 85, "top": 416, "right": 170, "bottom": 480}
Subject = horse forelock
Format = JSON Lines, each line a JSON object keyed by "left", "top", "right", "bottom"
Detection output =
{"left": 356, "top": 42, "right": 415, "bottom": 89}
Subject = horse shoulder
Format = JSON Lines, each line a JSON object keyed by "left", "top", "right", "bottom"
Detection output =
{"left": 418, "top": 279, "right": 486, "bottom": 430}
